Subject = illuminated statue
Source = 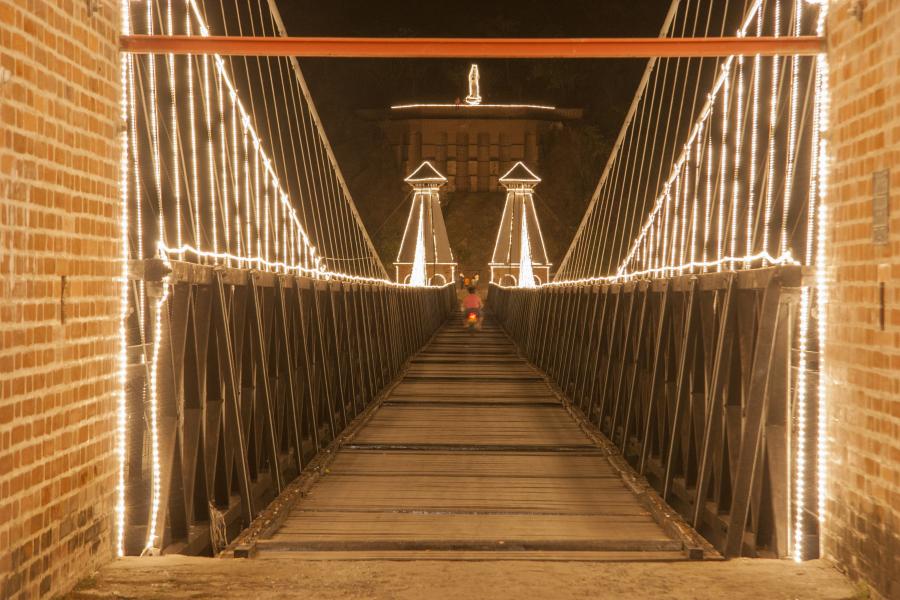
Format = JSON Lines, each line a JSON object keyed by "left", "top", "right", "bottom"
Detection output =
{"left": 465, "top": 64, "right": 482, "bottom": 105}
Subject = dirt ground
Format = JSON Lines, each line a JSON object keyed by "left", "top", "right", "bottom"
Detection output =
{"left": 68, "top": 556, "right": 860, "bottom": 600}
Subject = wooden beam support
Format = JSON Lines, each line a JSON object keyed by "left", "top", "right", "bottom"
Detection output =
{"left": 120, "top": 35, "right": 826, "bottom": 58}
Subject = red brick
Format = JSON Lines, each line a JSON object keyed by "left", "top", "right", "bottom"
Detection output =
{"left": 0, "top": 2, "right": 119, "bottom": 599}
{"left": 825, "top": 2, "right": 900, "bottom": 599}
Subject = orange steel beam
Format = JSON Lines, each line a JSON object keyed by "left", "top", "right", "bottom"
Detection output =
{"left": 120, "top": 35, "right": 825, "bottom": 58}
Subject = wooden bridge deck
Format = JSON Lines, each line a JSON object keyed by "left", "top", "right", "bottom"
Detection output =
{"left": 255, "top": 318, "right": 689, "bottom": 560}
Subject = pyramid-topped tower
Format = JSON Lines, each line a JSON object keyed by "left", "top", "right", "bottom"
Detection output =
{"left": 490, "top": 162, "right": 550, "bottom": 287}
{"left": 395, "top": 161, "right": 456, "bottom": 285}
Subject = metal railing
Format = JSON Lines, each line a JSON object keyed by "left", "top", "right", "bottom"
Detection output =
{"left": 488, "top": 265, "right": 820, "bottom": 558}
{"left": 124, "top": 260, "right": 455, "bottom": 554}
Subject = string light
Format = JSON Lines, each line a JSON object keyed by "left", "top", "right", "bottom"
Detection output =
{"left": 747, "top": 10, "right": 762, "bottom": 268}
{"left": 143, "top": 274, "right": 168, "bottom": 554}
{"left": 782, "top": 0, "right": 802, "bottom": 256}
{"left": 518, "top": 198, "right": 536, "bottom": 288}
{"left": 254, "top": 138, "right": 260, "bottom": 268}
{"left": 547, "top": 250, "right": 799, "bottom": 287}
{"left": 116, "top": 0, "right": 130, "bottom": 558}
{"left": 814, "top": 0, "right": 830, "bottom": 530}
{"left": 409, "top": 201, "right": 427, "bottom": 286}
{"left": 689, "top": 132, "right": 700, "bottom": 272}
{"left": 231, "top": 95, "right": 240, "bottom": 258}
{"left": 718, "top": 67, "right": 730, "bottom": 270}
{"left": 704, "top": 128, "right": 713, "bottom": 271}
{"left": 146, "top": 0, "right": 164, "bottom": 251}
{"left": 793, "top": 286, "right": 810, "bottom": 561}
{"left": 167, "top": 0, "right": 181, "bottom": 254}
{"left": 243, "top": 119, "right": 251, "bottom": 261}
{"left": 731, "top": 52, "right": 744, "bottom": 269}
{"left": 205, "top": 53, "right": 217, "bottom": 261}
{"left": 186, "top": 3, "right": 199, "bottom": 253}
{"left": 127, "top": 23, "right": 144, "bottom": 337}
{"left": 391, "top": 102, "right": 556, "bottom": 110}
{"left": 763, "top": 0, "right": 781, "bottom": 265}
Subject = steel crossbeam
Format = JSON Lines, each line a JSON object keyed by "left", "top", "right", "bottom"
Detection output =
{"left": 120, "top": 35, "right": 825, "bottom": 58}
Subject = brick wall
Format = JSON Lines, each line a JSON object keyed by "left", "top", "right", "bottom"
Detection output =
{"left": 825, "top": 1, "right": 900, "bottom": 598}
{"left": 0, "top": 1, "right": 121, "bottom": 598}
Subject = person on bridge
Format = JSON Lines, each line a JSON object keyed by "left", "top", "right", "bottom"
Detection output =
{"left": 461, "top": 286, "right": 483, "bottom": 329}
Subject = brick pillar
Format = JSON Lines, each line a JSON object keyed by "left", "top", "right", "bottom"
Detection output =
{"left": 825, "top": 1, "right": 900, "bottom": 598}
{"left": 0, "top": 2, "right": 121, "bottom": 598}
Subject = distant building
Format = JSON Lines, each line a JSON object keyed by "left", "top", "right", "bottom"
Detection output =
{"left": 490, "top": 162, "right": 551, "bottom": 286}
{"left": 394, "top": 161, "right": 456, "bottom": 285}
{"left": 359, "top": 64, "right": 581, "bottom": 193}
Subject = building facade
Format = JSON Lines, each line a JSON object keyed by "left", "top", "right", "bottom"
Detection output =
{"left": 360, "top": 65, "right": 581, "bottom": 194}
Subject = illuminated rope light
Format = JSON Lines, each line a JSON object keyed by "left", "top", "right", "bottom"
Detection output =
{"left": 704, "top": 129, "right": 713, "bottom": 271}
{"left": 282, "top": 194, "right": 288, "bottom": 268}
{"left": 264, "top": 172, "right": 270, "bottom": 265}
{"left": 391, "top": 102, "right": 556, "bottom": 110}
{"left": 814, "top": 0, "right": 829, "bottom": 529}
{"left": 547, "top": 250, "right": 799, "bottom": 287}
{"left": 273, "top": 174, "right": 279, "bottom": 264}
{"left": 186, "top": 4, "right": 199, "bottom": 253}
{"left": 231, "top": 96, "right": 240, "bottom": 258}
{"left": 718, "top": 67, "right": 730, "bottom": 270}
{"left": 763, "top": 0, "right": 781, "bottom": 265}
{"left": 747, "top": 10, "right": 762, "bottom": 268}
{"left": 219, "top": 78, "right": 229, "bottom": 264}
{"left": 116, "top": 0, "right": 130, "bottom": 558}
{"left": 158, "top": 243, "right": 408, "bottom": 286}
{"left": 127, "top": 27, "right": 144, "bottom": 337}
{"left": 143, "top": 275, "right": 169, "bottom": 553}
{"left": 731, "top": 53, "right": 744, "bottom": 269}
{"left": 793, "top": 286, "right": 810, "bottom": 561}
{"left": 409, "top": 200, "right": 427, "bottom": 286}
{"left": 518, "top": 199, "right": 536, "bottom": 288}
{"left": 167, "top": 0, "right": 181, "bottom": 255}
{"left": 782, "top": 0, "right": 802, "bottom": 256}
{"left": 244, "top": 121, "right": 251, "bottom": 262}
{"left": 254, "top": 138, "right": 260, "bottom": 268}
{"left": 204, "top": 53, "right": 217, "bottom": 262}
{"left": 661, "top": 185, "right": 671, "bottom": 276}
{"left": 689, "top": 132, "right": 701, "bottom": 272}
{"left": 681, "top": 152, "right": 689, "bottom": 269}
{"left": 671, "top": 173, "right": 681, "bottom": 276}
{"left": 146, "top": 1, "right": 164, "bottom": 250}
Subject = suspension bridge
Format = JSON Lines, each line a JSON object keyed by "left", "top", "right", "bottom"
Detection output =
{"left": 115, "top": 0, "right": 828, "bottom": 569}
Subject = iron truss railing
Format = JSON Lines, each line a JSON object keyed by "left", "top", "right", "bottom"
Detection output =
{"left": 489, "top": 0, "right": 828, "bottom": 561}
{"left": 117, "top": 0, "right": 457, "bottom": 555}
{"left": 125, "top": 259, "right": 455, "bottom": 555}
{"left": 488, "top": 266, "right": 819, "bottom": 559}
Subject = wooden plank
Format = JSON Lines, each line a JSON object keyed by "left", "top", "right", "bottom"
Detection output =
{"left": 267, "top": 512, "right": 681, "bottom": 551}
{"left": 257, "top": 549, "right": 688, "bottom": 561}
{"left": 257, "top": 317, "right": 685, "bottom": 559}
{"left": 327, "top": 450, "right": 619, "bottom": 477}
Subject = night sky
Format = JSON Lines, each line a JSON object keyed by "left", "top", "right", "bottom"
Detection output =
{"left": 278, "top": 1, "right": 670, "bottom": 123}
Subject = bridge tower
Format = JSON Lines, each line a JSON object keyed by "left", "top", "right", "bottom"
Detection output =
{"left": 490, "top": 162, "right": 550, "bottom": 286}
{"left": 395, "top": 161, "right": 457, "bottom": 285}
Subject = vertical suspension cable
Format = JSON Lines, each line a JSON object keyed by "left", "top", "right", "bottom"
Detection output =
{"left": 717, "top": 64, "right": 730, "bottom": 270}
{"left": 764, "top": 0, "right": 781, "bottom": 265}
{"left": 782, "top": 0, "right": 801, "bottom": 256}
{"left": 746, "top": 8, "right": 762, "bottom": 267}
